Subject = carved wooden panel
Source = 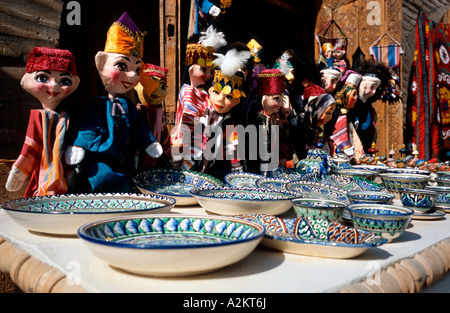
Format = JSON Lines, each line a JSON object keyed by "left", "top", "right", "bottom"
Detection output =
{"left": 315, "top": 0, "right": 403, "bottom": 158}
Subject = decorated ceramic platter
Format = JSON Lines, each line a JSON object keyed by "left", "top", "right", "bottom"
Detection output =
{"left": 235, "top": 214, "right": 387, "bottom": 259}
{"left": 255, "top": 177, "right": 290, "bottom": 192}
{"left": 410, "top": 209, "right": 446, "bottom": 220}
{"left": 286, "top": 181, "right": 349, "bottom": 204}
{"left": 1, "top": 193, "right": 175, "bottom": 235}
{"left": 223, "top": 172, "right": 264, "bottom": 188}
{"left": 190, "top": 187, "right": 301, "bottom": 216}
{"left": 78, "top": 214, "right": 264, "bottom": 277}
{"left": 271, "top": 167, "right": 307, "bottom": 181}
{"left": 133, "top": 169, "right": 224, "bottom": 206}
{"left": 319, "top": 174, "right": 386, "bottom": 192}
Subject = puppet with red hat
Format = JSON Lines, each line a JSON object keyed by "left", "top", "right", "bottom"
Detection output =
{"left": 64, "top": 12, "right": 162, "bottom": 193}
{"left": 6, "top": 47, "right": 80, "bottom": 197}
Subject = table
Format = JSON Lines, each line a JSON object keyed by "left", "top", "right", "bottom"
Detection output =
{"left": 0, "top": 202, "right": 449, "bottom": 293}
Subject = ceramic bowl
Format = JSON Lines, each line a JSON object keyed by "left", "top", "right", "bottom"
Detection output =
{"left": 351, "top": 164, "right": 388, "bottom": 173}
{"left": 397, "top": 188, "right": 439, "bottom": 212}
{"left": 1, "top": 193, "right": 175, "bottom": 235}
{"left": 255, "top": 177, "right": 290, "bottom": 192}
{"left": 190, "top": 187, "right": 301, "bottom": 216}
{"left": 346, "top": 204, "right": 414, "bottom": 242}
{"left": 286, "top": 181, "right": 349, "bottom": 204}
{"left": 436, "top": 171, "right": 450, "bottom": 178}
{"left": 347, "top": 190, "right": 395, "bottom": 205}
{"left": 78, "top": 214, "right": 264, "bottom": 277}
{"left": 223, "top": 172, "right": 263, "bottom": 188}
{"left": 334, "top": 169, "right": 378, "bottom": 181}
{"left": 291, "top": 198, "right": 347, "bottom": 222}
{"left": 133, "top": 169, "right": 224, "bottom": 206}
{"left": 425, "top": 185, "right": 450, "bottom": 211}
{"left": 379, "top": 173, "right": 430, "bottom": 192}
{"left": 382, "top": 167, "right": 431, "bottom": 176}
{"left": 434, "top": 176, "right": 450, "bottom": 187}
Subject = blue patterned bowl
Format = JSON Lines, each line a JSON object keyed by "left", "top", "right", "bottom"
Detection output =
{"left": 78, "top": 214, "right": 264, "bottom": 277}
{"left": 190, "top": 187, "right": 301, "bottom": 216}
{"left": 286, "top": 181, "right": 349, "bottom": 204}
{"left": 255, "top": 177, "right": 290, "bottom": 191}
{"left": 351, "top": 164, "right": 388, "bottom": 173}
{"left": 347, "top": 190, "right": 395, "bottom": 205}
{"left": 434, "top": 176, "right": 450, "bottom": 187}
{"left": 425, "top": 185, "right": 450, "bottom": 211}
{"left": 1, "top": 193, "right": 175, "bottom": 235}
{"left": 291, "top": 198, "right": 347, "bottom": 222}
{"left": 133, "top": 169, "right": 224, "bottom": 206}
{"left": 397, "top": 188, "right": 438, "bottom": 212}
{"left": 379, "top": 173, "right": 430, "bottom": 192}
{"left": 347, "top": 204, "right": 414, "bottom": 242}
{"left": 382, "top": 168, "right": 431, "bottom": 176}
{"left": 334, "top": 169, "right": 378, "bottom": 181}
{"left": 223, "top": 172, "right": 263, "bottom": 188}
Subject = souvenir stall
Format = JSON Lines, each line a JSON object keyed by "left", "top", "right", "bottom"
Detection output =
{"left": 1, "top": 0, "right": 450, "bottom": 295}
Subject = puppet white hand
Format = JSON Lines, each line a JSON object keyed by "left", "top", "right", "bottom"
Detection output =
{"left": 65, "top": 146, "right": 85, "bottom": 165}
{"left": 6, "top": 166, "right": 27, "bottom": 192}
{"left": 145, "top": 142, "right": 163, "bottom": 158}
{"left": 209, "top": 5, "right": 221, "bottom": 16}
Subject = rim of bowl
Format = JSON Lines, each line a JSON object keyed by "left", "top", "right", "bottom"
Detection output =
{"left": 397, "top": 187, "right": 439, "bottom": 197}
{"left": 1, "top": 193, "right": 176, "bottom": 215}
{"left": 77, "top": 214, "right": 265, "bottom": 250}
{"left": 347, "top": 204, "right": 414, "bottom": 216}
{"left": 291, "top": 198, "right": 347, "bottom": 208}
{"left": 189, "top": 186, "right": 301, "bottom": 201}
{"left": 347, "top": 190, "right": 395, "bottom": 199}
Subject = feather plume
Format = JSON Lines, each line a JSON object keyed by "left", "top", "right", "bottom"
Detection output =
{"left": 199, "top": 25, "right": 227, "bottom": 50}
{"left": 213, "top": 49, "right": 252, "bottom": 77}
{"left": 277, "top": 50, "right": 294, "bottom": 75}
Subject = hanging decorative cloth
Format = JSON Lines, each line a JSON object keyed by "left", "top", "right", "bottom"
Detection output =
{"left": 369, "top": 33, "right": 404, "bottom": 69}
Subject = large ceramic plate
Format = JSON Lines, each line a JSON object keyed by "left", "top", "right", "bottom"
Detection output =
{"left": 223, "top": 172, "right": 264, "bottom": 188}
{"left": 286, "top": 181, "right": 349, "bottom": 204}
{"left": 1, "top": 193, "right": 175, "bottom": 235}
{"left": 236, "top": 214, "right": 387, "bottom": 259}
{"left": 255, "top": 177, "right": 290, "bottom": 192}
{"left": 190, "top": 187, "right": 301, "bottom": 216}
{"left": 272, "top": 167, "right": 307, "bottom": 181}
{"left": 78, "top": 214, "right": 264, "bottom": 277}
{"left": 133, "top": 169, "right": 224, "bottom": 206}
{"left": 308, "top": 174, "right": 386, "bottom": 192}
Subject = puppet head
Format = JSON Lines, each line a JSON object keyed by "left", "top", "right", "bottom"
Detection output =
{"left": 185, "top": 25, "right": 227, "bottom": 87}
{"left": 257, "top": 69, "right": 286, "bottom": 116}
{"left": 357, "top": 60, "right": 390, "bottom": 103}
{"left": 322, "top": 43, "right": 334, "bottom": 59}
{"left": 21, "top": 47, "right": 80, "bottom": 111}
{"left": 320, "top": 66, "right": 342, "bottom": 94}
{"left": 95, "top": 12, "right": 145, "bottom": 97}
{"left": 208, "top": 48, "right": 251, "bottom": 114}
{"left": 135, "top": 63, "right": 168, "bottom": 106}
{"left": 334, "top": 72, "right": 361, "bottom": 112}
{"left": 304, "top": 93, "right": 337, "bottom": 127}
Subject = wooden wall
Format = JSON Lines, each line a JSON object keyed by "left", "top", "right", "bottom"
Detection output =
{"left": 315, "top": 0, "right": 404, "bottom": 158}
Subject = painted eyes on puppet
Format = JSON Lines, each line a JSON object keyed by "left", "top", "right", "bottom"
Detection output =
{"left": 159, "top": 82, "right": 167, "bottom": 90}
{"left": 34, "top": 74, "right": 49, "bottom": 83}
{"left": 114, "top": 61, "right": 128, "bottom": 72}
{"left": 60, "top": 77, "right": 73, "bottom": 87}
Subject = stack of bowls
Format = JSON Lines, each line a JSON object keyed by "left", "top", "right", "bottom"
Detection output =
{"left": 379, "top": 173, "right": 430, "bottom": 193}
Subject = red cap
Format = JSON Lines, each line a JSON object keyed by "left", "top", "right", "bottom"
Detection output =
{"left": 25, "top": 47, "right": 78, "bottom": 76}
{"left": 257, "top": 69, "right": 286, "bottom": 95}
{"left": 303, "top": 84, "right": 326, "bottom": 100}
{"left": 143, "top": 63, "right": 168, "bottom": 83}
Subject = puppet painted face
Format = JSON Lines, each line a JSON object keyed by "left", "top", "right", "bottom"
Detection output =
{"left": 321, "top": 70, "right": 341, "bottom": 94}
{"left": 317, "top": 101, "right": 336, "bottom": 126}
{"left": 136, "top": 76, "right": 167, "bottom": 106}
{"left": 208, "top": 87, "right": 240, "bottom": 114}
{"left": 21, "top": 70, "right": 80, "bottom": 111}
{"left": 262, "top": 93, "right": 284, "bottom": 116}
{"left": 95, "top": 52, "right": 142, "bottom": 97}
{"left": 359, "top": 77, "right": 380, "bottom": 103}
{"left": 189, "top": 64, "right": 215, "bottom": 88}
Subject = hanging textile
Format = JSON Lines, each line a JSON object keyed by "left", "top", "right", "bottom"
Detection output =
{"left": 405, "top": 12, "right": 450, "bottom": 161}
{"left": 370, "top": 44, "right": 403, "bottom": 69}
